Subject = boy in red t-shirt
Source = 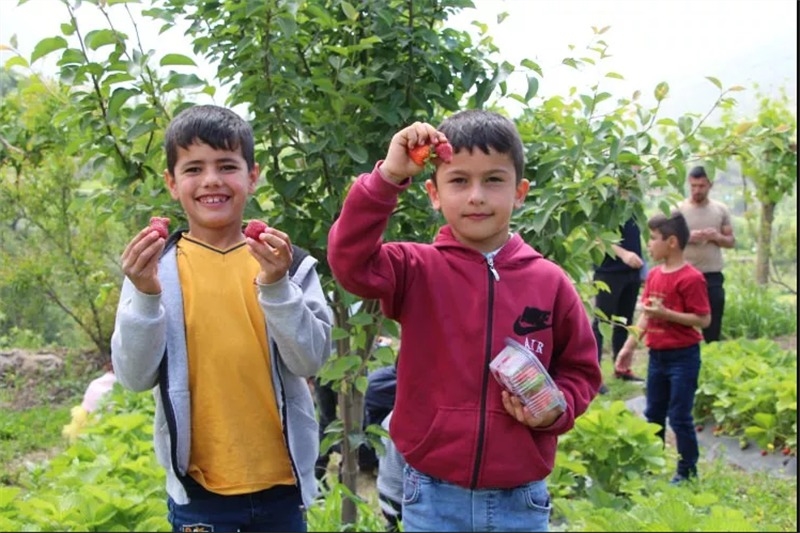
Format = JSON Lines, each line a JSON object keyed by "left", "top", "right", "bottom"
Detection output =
{"left": 616, "top": 210, "right": 710, "bottom": 484}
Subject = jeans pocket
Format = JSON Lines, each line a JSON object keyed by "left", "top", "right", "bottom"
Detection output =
{"left": 523, "top": 481, "right": 552, "bottom": 514}
{"left": 402, "top": 465, "right": 421, "bottom": 505}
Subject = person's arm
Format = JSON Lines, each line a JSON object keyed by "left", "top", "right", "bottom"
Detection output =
{"left": 258, "top": 257, "right": 333, "bottom": 378}
{"left": 711, "top": 223, "right": 735, "bottom": 249}
{"left": 610, "top": 243, "right": 644, "bottom": 269}
{"left": 643, "top": 302, "right": 711, "bottom": 329}
{"left": 327, "top": 123, "right": 447, "bottom": 300}
{"left": 615, "top": 312, "right": 646, "bottom": 374}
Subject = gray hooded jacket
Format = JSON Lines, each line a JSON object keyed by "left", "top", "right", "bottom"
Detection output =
{"left": 111, "top": 235, "right": 332, "bottom": 509}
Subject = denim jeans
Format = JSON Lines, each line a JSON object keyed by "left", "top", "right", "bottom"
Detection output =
{"left": 167, "top": 476, "right": 306, "bottom": 532}
{"left": 402, "top": 464, "right": 551, "bottom": 532}
{"left": 645, "top": 344, "right": 702, "bottom": 477}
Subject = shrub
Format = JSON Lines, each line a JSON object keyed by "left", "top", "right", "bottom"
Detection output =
{"left": 550, "top": 399, "right": 668, "bottom": 501}
{"left": 722, "top": 261, "right": 797, "bottom": 339}
{"left": 694, "top": 339, "right": 797, "bottom": 452}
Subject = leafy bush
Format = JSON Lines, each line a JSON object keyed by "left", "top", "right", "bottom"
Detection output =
{"left": 554, "top": 457, "right": 797, "bottom": 532}
{"left": 694, "top": 339, "right": 797, "bottom": 452}
{"left": 722, "top": 261, "right": 797, "bottom": 339}
{"left": 550, "top": 399, "right": 668, "bottom": 501}
{"left": 1, "top": 386, "right": 168, "bottom": 532}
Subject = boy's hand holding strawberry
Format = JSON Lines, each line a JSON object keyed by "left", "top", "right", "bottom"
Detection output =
{"left": 379, "top": 121, "right": 451, "bottom": 184}
{"left": 244, "top": 219, "right": 294, "bottom": 285}
{"left": 121, "top": 224, "right": 168, "bottom": 295}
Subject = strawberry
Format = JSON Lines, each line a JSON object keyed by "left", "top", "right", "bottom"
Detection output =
{"left": 408, "top": 144, "right": 431, "bottom": 166}
{"left": 434, "top": 141, "right": 454, "bottom": 163}
{"left": 782, "top": 446, "right": 792, "bottom": 456}
{"left": 695, "top": 424, "right": 704, "bottom": 432}
{"left": 244, "top": 220, "right": 268, "bottom": 240}
{"left": 407, "top": 142, "right": 455, "bottom": 166}
{"left": 149, "top": 217, "right": 170, "bottom": 240}
{"left": 760, "top": 449, "right": 768, "bottom": 456}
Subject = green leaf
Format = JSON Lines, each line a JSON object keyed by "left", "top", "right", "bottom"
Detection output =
{"left": 705, "top": 76, "right": 722, "bottom": 89}
{"left": 341, "top": 1, "right": 358, "bottom": 21}
{"left": 160, "top": 53, "right": 197, "bottom": 67}
{"left": 524, "top": 76, "right": 539, "bottom": 101}
{"left": 348, "top": 313, "right": 374, "bottom": 326}
{"left": 654, "top": 81, "right": 670, "bottom": 102}
{"left": 345, "top": 144, "right": 368, "bottom": 164}
{"left": 107, "top": 88, "right": 138, "bottom": 120}
{"left": 4, "top": 56, "right": 29, "bottom": 69}
{"left": 85, "top": 29, "right": 119, "bottom": 51}
{"left": 30, "top": 36, "right": 68, "bottom": 63}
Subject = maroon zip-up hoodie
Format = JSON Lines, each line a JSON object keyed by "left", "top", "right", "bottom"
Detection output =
{"left": 328, "top": 165, "right": 601, "bottom": 489}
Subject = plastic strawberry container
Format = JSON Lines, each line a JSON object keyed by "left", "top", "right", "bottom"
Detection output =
{"left": 490, "top": 338, "right": 566, "bottom": 416}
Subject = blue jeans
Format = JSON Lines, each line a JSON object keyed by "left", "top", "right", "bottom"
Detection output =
{"left": 645, "top": 344, "right": 701, "bottom": 477}
{"left": 402, "top": 465, "right": 551, "bottom": 532}
{"left": 167, "top": 476, "right": 306, "bottom": 532}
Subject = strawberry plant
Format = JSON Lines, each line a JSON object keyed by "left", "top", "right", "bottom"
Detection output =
{"left": 550, "top": 399, "right": 668, "bottom": 500}
{"left": 694, "top": 339, "right": 797, "bottom": 454}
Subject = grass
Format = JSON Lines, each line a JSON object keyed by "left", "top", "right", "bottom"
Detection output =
{"left": 0, "top": 349, "right": 99, "bottom": 486}
{"left": 0, "top": 404, "right": 73, "bottom": 485}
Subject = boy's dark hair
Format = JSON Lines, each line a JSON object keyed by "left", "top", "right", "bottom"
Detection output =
{"left": 164, "top": 105, "right": 255, "bottom": 175}
{"left": 647, "top": 210, "right": 690, "bottom": 250}
{"left": 688, "top": 165, "right": 708, "bottom": 179}
{"left": 436, "top": 109, "right": 525, "bottom": 183}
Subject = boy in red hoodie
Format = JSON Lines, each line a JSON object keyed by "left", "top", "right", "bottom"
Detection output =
{"left": 328, "top": 110, "right": 601, "bottom": 532}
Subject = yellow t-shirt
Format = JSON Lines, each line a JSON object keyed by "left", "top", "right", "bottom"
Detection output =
{"left": 177, "top": 235, "right": 294, "bottom": 494}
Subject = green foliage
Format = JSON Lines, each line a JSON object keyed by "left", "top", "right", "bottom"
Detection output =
{"left": 0, "top": 404, "right": 71, "bottom": 486}
{"left": 693, "top": 339, "right": 797, "bottom": 452}
{"left": 722, "top": 261, "right": 797, "bottom": 339}
{"left": 2, "top": 386, "right": 169, "bottom": 532}
{"left": 550, "top": 399, "right": 668, "bottom": 500}
{"left": 555, "top": 454, "right": 796, "bottom": 532}
{"left": 307, "top": 478, "right": 386, "bottom": 532}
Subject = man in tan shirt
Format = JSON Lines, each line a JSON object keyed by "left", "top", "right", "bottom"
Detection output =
{"left": 677, "top": 165, "right": 736, "bottom": 342}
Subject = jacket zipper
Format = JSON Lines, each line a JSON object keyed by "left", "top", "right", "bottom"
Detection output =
{"left": 470, "top": 258, "right": 497, "bottom": 487}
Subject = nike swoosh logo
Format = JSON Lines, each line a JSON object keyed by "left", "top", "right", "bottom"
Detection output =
{"left": 513, "top": 317, "right": 550, "bottom": 335}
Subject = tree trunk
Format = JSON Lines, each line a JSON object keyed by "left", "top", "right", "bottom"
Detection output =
{"left": 756, "top": 200, "right": 775, "bottom": 285}
{"left": 338, "top": 384, "right": 364, "bottom": 526}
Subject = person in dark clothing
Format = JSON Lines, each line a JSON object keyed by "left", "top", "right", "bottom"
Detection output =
{"left": 359, "top": 364, "right": 398, "bottom": 473}
{"left": 592, "top": 217, "right": 645, "bottom": 391}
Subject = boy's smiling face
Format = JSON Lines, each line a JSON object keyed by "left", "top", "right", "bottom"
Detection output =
{"left": 425, "top": 147, "right": 529, "bottom": 254}
{"left": 164, "top": 140, "right": 259, "bottom": 248}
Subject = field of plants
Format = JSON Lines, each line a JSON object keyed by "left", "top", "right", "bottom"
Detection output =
{"left": 1, "top": 251, "right": 796, "bottom": 532}
{"left": 1, "top": 1, "right": 796, "bottom": 531}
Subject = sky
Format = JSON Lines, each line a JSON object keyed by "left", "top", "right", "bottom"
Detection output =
{"left": 1, "top": 0, "right": 797, "bottom": 121}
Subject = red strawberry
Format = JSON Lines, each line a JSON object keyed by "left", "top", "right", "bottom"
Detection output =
{"left": 782, "top": 447, "right": 792, "bottom": 456}
{"left": 149, "top": 217, "right": 170, "bottom": 239}
{"left": 244, "top": 220, "right": 268, "bottom": 240}
{"left": 408, "top": 144, "right": 431, "bottom": 166}
{"left": 695, "top": 425, "right": 704, "bottom": 432}
{"left": 760, "top": 450, "right": 768, "bottom": 456}
{"left": 434, "top": 141, "right": 454, "bottom": 163}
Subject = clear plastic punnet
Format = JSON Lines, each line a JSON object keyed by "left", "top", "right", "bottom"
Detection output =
{"left": 489, "top": 338, "right": 566, "bottom": 416}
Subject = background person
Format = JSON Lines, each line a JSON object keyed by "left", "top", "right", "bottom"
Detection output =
{"left": 616, "top": 210, "right": 710, "bottom": 484}
{"left": 591, "top": 217, "right": 645, "bottom": 390}
{"left": 677, "top": 165, "right": 735, "bottom": 342}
